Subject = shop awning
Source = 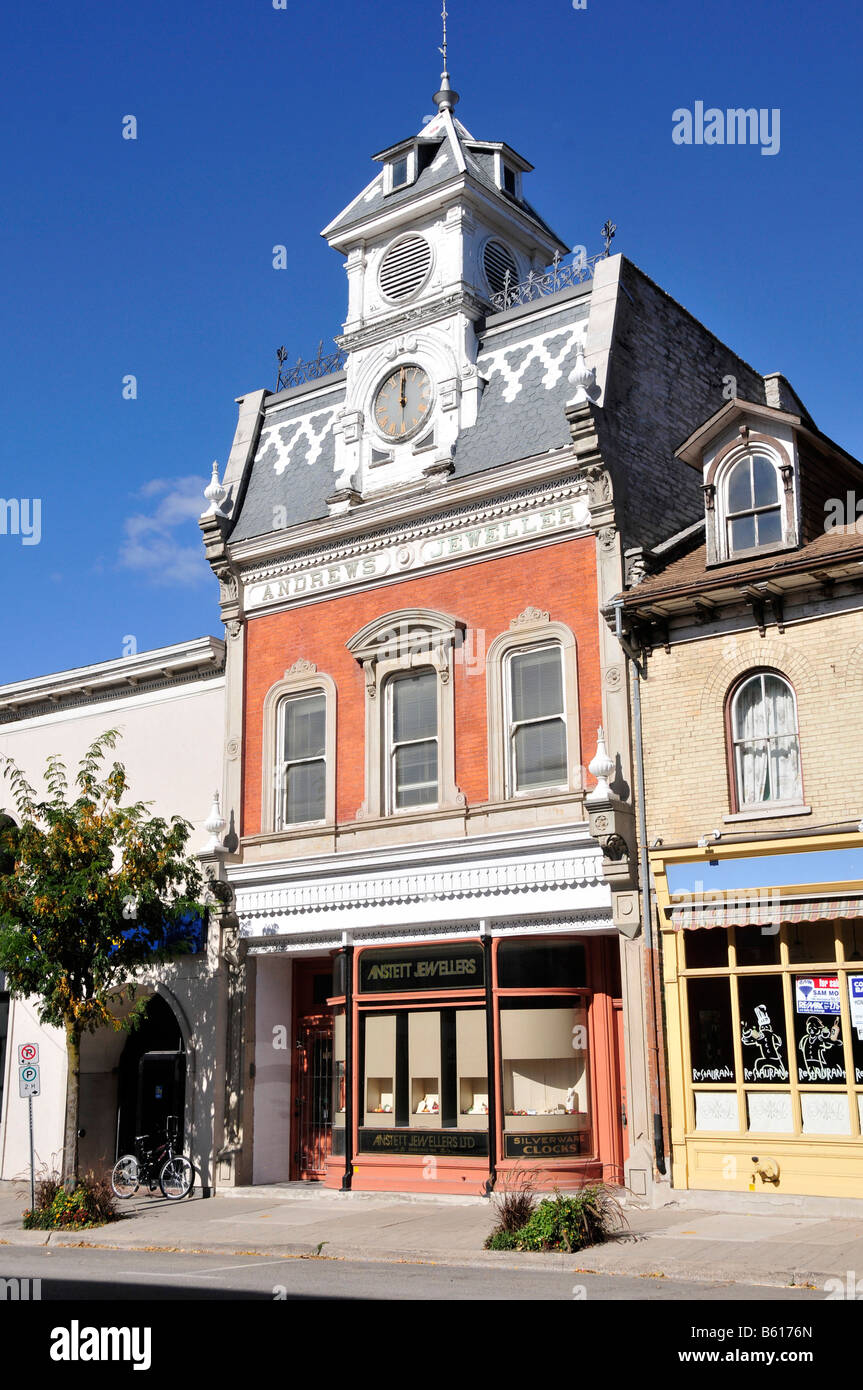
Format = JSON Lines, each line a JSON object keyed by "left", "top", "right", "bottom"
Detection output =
{"left": 668, "top": 895, "right": 863, "bottom": 930}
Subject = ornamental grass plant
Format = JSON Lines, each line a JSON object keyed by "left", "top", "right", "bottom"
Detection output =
{"left": 485, "top": 1181, "right": 627, "bottom": 1253}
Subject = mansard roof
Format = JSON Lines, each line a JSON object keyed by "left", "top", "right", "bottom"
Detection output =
{"left": 226, "top": 284, "right": 591, "bottom": 544}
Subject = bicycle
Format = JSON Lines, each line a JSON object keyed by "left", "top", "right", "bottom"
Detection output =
{"left": 111, "top": 1117, "right": 196, "bottom": 1201}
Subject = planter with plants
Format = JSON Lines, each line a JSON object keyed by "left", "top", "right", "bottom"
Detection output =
{"left": 485, "top": 1170, "right": 628, "bottom": 1253}
{"left": 22, "top": 1171, "right": 121, "bottom": 1231}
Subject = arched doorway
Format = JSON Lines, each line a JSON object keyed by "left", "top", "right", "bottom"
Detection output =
{"left": 116, "top": 994, "right": 186, "bottom": 1156}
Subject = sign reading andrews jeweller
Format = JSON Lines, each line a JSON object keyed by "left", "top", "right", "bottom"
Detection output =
{"left": 359, "top": 944, "right": 485, "bottom": 993}
{"left": 245, "top": 497, "right": 588, "bottom": 612}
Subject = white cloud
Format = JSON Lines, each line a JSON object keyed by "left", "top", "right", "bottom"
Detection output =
{"left": 119, "top": 476, "right": 211, "bottom": 587}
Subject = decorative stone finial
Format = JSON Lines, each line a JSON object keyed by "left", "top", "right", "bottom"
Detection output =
{"left": 202, "top": 461, "right": 228, "bottom": 517}
{"left": 587, "top": 726, "right": 615, "bottom": 804}
{"left": 568, "top": 342, "right": 597, "bottom": 406}
{"left": 201, "top": 790, "right": 227, "bottom": 855}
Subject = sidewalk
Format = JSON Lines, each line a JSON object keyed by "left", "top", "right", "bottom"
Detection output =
{"left": 2, "top": 1179, "right": 862, "bottom": 1289}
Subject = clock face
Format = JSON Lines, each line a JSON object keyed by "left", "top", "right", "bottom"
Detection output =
{"left": 373, "top": 364, "right": 432, "bottom": 441}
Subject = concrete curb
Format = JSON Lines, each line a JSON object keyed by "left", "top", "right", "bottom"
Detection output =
{"left": 0, "top": 1227, "right": 829, "bottom": 1288}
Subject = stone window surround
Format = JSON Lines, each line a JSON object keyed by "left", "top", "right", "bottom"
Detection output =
{"left": 486, "top": 609, "right": 581, "bottom": 803}
{"left": 723, "top": 666, "right": 806, "bottom": 819}
{"left": 704, "top": 432, "right": 797, "bottom": 565}
{"left": 346, "top": 608, "right": 464, "bottom": 820}
{"left": 260, "top": 665, "right": 337, "bottom": 835}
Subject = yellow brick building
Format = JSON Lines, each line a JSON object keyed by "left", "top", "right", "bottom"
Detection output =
{"left": 617, "top": 394, "right": 863, "bottom": 1200}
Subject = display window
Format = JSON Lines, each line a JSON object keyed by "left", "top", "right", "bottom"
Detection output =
{"left": 324, "top": 934, "right": 623, "bottom": 1190}
{"left": 493, "top": 937, "right": 597, "bottom": 1163}
{"left": 676, "top": 919, "right": 863, "bottom": 1137}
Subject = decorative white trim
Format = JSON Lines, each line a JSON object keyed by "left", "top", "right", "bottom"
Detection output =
{"left": 241, "top": 480, "right": 589, "bottom": 614}
{"left": 245, "top": 911, "right": 614, "bottom": 954}
{"left": 232, "top": 838, "right": 608, "bottom": 938}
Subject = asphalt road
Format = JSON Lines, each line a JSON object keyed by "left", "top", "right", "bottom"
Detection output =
{"left": 0, "top": 1245, "right": 828, "bottom": 1301}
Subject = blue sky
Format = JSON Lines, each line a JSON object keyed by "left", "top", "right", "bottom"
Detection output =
{"left": 1, "top": 0, "right": 861, "bottom": 682}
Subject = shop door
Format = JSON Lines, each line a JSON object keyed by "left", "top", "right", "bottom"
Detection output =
{"left": 293, "top": 1018, "right": 333, "bottom": 1180}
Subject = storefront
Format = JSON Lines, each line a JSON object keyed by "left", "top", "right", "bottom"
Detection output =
{"left": 325, "top": 933, "right": 625, "bottom": 1194}
{"left": 654, "top": 841, "right": 863, "bottom": 1199}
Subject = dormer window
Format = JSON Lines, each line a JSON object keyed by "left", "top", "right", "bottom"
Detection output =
{"left": 725, "top": 453, "right": 783, "bottom": 553}
{"left": 503, "top": 163, "right": 517, "bottom": 197}
{"left": 703, "top": 433, "right": 796, "bottom": 565}
{"left": 384, "top": 149, "right": 416, "bottom": 195}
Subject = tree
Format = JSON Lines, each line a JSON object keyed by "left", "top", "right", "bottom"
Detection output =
{"left": 0, "top": 730, "right": 205, "bottom": 1190}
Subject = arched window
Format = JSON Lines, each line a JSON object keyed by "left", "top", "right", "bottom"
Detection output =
{"left": 385, "top": 668, "right": 439, "bottom": 811}
{"left": 728, "top": 671, "right": 802, "bottom": 811}
{"left": 260, "top": 668, "right": 337, "bottom": 834}
{"left": 486, "top": 610, "right": 581, "bottom": 802}
{"left": 504, "top": 643, "right": 568, "bottom": 794}
{"left": 276, "top": 691, "right": 327, "bottom": 827}
{"left": 346, "top": 609, "right": 463, "bottom": 819}
{"left": 724, "top": 453, "right": 783, "bottom": 554}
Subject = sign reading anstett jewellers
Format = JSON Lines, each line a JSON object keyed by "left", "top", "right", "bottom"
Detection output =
{"left": 358, "top": 944, "right": 485, "bottom": 993}
{"left": 359, "top": 1129, "right": 489, "bottom": 1157}
{"left": 245, "top": 496, "right": 589, "bottom": 612}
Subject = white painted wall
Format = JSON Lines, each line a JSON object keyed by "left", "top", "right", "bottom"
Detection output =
{"left": 0, "top": 675, "right": 225, "bottom": 1182}
{"left": 252, "top": 956, "right": 293, "bottom": 1184}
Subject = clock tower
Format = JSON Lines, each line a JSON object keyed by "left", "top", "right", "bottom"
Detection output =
{"left": 321, "top": 67, "right": 568, "bottom": 503}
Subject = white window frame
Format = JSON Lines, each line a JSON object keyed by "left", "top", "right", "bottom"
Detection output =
{"left": 260, "top": 667, "right": 336, "bottom": 835}
{"left": 705, "top": 434, "right": 797, "bottom": 564}
{"left": 486, "top": 610, "right": 581, "bottom": 804}
{"left": 347, "top": 609, "right": 464, "bottom": 820}
{"left": 503, "top": 641, "right": 569, "bottom": 798}
{"left": 384, "top": 668, "right": 440, "bottom": 814}
{"left": 384, "top": 148, "right": 417, "bottom": 195}
{"left": 728, "top": 670, "right": 804, "bottom": 814}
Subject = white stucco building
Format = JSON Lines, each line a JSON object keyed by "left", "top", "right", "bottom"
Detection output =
{"left": 0, "top": 638, "right": 225, "bottom": 1187}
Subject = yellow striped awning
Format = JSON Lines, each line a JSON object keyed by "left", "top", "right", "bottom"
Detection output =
{"left": 668, "top": 895, "right": 863, "bottom": 930}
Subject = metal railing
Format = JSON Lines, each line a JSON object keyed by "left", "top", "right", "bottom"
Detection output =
{"left": 275, "top": 341, "right": 348, "bottom": 392}
{"left": 490, "top": 249, "right": 603, "bottom": 312}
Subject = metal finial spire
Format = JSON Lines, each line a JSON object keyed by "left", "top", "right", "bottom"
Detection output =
{"left": 433, "top": 1, "right": 460, "bottom": 112}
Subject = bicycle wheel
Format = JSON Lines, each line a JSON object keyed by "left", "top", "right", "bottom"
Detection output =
{"left": 159, "top": 1154, "right": 194, "bottom": 1200}
{"left": 111, "top": 1154, "right": 141, "bottom": 1199}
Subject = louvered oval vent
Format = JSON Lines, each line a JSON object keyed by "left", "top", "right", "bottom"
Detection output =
{"left": 379, "top": 236, "right": 432, "bottom": 302}
{"left": 483, "top": 240, "right": 518, "bottom": 297}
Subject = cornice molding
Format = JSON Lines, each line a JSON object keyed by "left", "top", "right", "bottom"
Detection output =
{"left": 238, "top": 476, "right": 589, "bottom": 615}
{"left": 227, "top": 445, "right": 581, "bottom": 569}
{"left": 233, "top": 848, "right": 606, "bottom": 924}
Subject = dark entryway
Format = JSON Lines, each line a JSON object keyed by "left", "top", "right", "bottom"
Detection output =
{"left": 116, "top": 994, "right": 185, "bottom": 1157}
{"left": 291, "top": 961, "right": 333, "bottom": 1180}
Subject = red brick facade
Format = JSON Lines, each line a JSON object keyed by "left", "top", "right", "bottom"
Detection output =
{"left": 242, "top": 537, "right": 601, "bottom": 835}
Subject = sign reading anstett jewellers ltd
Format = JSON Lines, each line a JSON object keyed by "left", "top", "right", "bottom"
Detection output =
{"left": 358, "top": 944, "right": 485, "bottom": 993}
{"left": 245, "top": 496, "right": 589, "bottom": 612}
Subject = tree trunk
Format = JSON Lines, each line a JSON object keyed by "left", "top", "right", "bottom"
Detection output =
{"left": 63, "top": 1020, "right": 81, "bottom": 1193}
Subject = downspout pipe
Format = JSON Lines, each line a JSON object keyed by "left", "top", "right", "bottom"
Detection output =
{"left": 613, "top": 598, "right": 666, "bottom": 1175}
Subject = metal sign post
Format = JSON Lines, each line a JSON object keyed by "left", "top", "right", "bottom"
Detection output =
{"left": 18, "top": 1044, "right": 40, "bottom": 1213}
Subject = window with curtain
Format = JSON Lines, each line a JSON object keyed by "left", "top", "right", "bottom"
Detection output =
{"left": 387, "top": 669, "right": 439, "bottom": 810}
{"left": 730, "top": 672, "right": 802, "bottom": 808}
{"left": 506, "top": 644, "right": 567, "bottom": 793}
{"left": 276, "top": 692, "right": 327, "bottom": 826}
{"left": 725, "top": 454, "right": 783, "bottom": 554}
